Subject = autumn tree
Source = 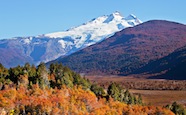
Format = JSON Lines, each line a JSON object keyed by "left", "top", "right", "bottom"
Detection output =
{"left": 0, "top": 62, "right": 174, "bottom": 115}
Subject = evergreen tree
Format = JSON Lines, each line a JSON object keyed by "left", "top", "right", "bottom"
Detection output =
{"left": 0, "top": 63, "right": 8, "bottom": 82}
{"left": 8, "top": 65, "right": 24, "bottom": 84}
{"left": 107, "top": 83, "right": 120, "bottom": 100}
{"left": 37, "top": 62, "right": 49, "bottom": 88}
{"left": 137, "top": 94, "right": 143, "bottom": 105}
{"left": 171, "top": 102, "right": 186, "bottom": 115}
{"left": 90, "top": 84, "right": 105, "bottom": 96}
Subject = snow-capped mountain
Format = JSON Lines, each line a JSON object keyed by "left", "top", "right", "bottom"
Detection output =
{"left": 0, "top": 12, "right": 142, "bottom": 68}
{"left": 44, "top": 12, "right": 141, "bottom": 48}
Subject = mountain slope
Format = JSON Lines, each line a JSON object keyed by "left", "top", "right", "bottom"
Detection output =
{"left": 135, "top": 45, "right": 186, "bottom": 80}
{"left": 0, "top": 12, "right": 142, "bottom": 68}
{"left": 51, "top": 20, "right": 186, "bottom": 76}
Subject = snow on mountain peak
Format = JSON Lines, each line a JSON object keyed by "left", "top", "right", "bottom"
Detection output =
{"left": 6, "top": 12, "right": 142, "bottom": 66}
{"left": 124, "top": 14, "right": 142, "bottom": 26}
{"left": 45, "top": 12, "right": 141, "bottom": 38}
{"left": 125, "top": 14, "right": 137, "bottom": 20}
{"left": 112, "top": 11, "right": 122, "bottom": 16}
{"left": 88, "top": 11, "right": 123, "bottom": 24}
{"left": 103, "top": 12, "right": 123, "bottom": 23}
{"left": 44, "top": 12, "right": 142, "bottom": 59}
{"left": 112, "top": 11, "right": 123, "bottom": 17}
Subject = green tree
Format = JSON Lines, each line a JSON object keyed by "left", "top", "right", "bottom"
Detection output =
{"left": 128, "top": 93, "right": 134, "bottom": 104}
{"left": 49, "top": 63, "right": 64, "bottom": 79}
{"left": 90, "top": 84, "right": 105, "bottom": 96}
{"left": 171, "top": 102, "right": 186, "bottom": 115}
{"left": 37, "top": 62, "right": 49, "bottom": 88}
{"left": 137, "top": 94, "right": 143, "bottom": 105}
{"left": 0, "top": 63, "right": 8, "bottom": 82}
{"left": 107, "top": 83, "right": 120, "bottom": 100}
{"left": 8, "top": 65, "right": 24, "bottom": 84}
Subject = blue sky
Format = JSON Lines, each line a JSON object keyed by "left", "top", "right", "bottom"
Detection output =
{"left": 0, "top": 0, "right": 186, "bottom": 39}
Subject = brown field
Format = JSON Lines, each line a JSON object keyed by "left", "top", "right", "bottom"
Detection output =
{"left": 87, "top": 75, "right": 186, "bottom": 90}
{"left": 86, "top": 75, "right": 186, "bottom": 107}
{"left": 130, "top": 89, "right": 186, "bottom": 107}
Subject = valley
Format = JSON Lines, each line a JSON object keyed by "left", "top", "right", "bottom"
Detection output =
{"left": 130, "top": 89, "right": 186, "bottom": 107}
{"left": 1, "top": 9, "right": 186, "bottom": 114}
{"left": 87, "top": 75, "right": 186, "bottom": 90}
{"left": 87, "top": 76, "right": 186, "bottom": 107}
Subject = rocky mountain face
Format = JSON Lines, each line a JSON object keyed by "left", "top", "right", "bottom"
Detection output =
{"left": 50, "top": 20, "right": 186, "bottom": 79}
{"left": 0, "top": 12, "right": 142, "bottom": 68}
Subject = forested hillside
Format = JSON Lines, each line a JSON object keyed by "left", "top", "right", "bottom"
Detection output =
{"left": 51, "top": 20, "right": 186, "bottom": 78}
{"left": 135, "top": 45, "right": 186, "bottom": 80}
{"left": 0, "top": 63, "right": 181, "bottom": 114}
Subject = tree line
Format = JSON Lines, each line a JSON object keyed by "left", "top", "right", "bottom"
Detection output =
{"left": 0, "top": 62, "right": 183, "bottom": 114}
{"left": 0, "top": 62, "right": 142, "bottom": 105}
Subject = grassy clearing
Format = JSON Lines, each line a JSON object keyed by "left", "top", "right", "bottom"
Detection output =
{"left": 130, "top": 89, "right": 186, "bottom": 107}
{"left": 87, "top": 76, "right": 186, "bottom": 107}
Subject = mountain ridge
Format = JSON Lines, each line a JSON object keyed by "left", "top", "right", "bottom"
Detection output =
{"left": 0, "top": 12, "right": 142, "bottom": 68}
{"left": 49, "top": 20, "right": 186, "bottom": 79}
